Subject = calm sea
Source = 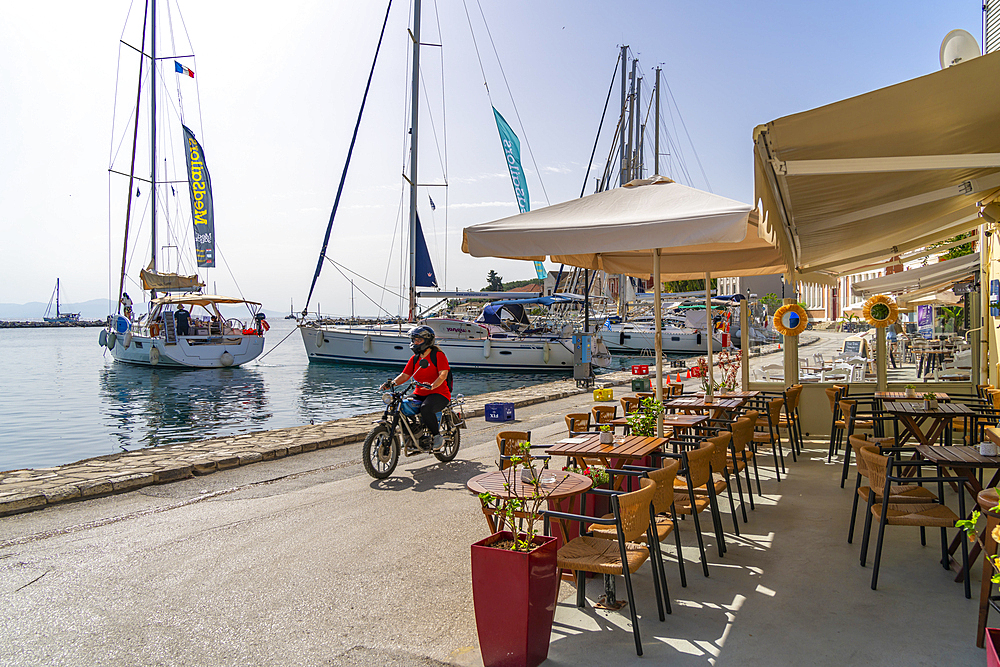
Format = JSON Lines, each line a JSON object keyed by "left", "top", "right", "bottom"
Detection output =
{"left": 0, "top": 318, "right": 656, "bottom": 471}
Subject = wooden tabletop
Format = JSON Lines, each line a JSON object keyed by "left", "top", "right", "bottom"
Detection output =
{"left": 876, "top": 392, "right": 949, "bottom": 400}
{"left": 693, "top": 390, "right": 760, "bottom": 399}
{"left": 466, "top": 469, "right": 592, "bottom": 501}
{"left": 914, "top": 445, "right": 1000, "bottom": 469}
{"left": 664, "top": 396, "right": 745, "bottom": 411}
{"left": 884, "top": 401, "right": 973, "bottom": 416}
{"left": 545, "top": 433, "right": 665, "bottom": 461}
{"left": 609, "top": 414, "right": 708, "bottom": 429}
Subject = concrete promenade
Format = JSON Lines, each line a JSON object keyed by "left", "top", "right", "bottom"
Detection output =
{"left": 0, "top": 336, "right": 983, "bottom": 666}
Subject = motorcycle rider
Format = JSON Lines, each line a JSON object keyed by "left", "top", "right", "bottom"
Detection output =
{"left": 380, "top": 325, "right": 451, "bottom": 450}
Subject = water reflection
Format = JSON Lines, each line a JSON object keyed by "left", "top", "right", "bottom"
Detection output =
{"left": 99, "top": 363, "right": 270, "bottom": 451}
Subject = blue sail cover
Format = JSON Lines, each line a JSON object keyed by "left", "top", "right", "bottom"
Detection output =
{"left": 182, "top": 125, "right": 215, "bottom": 268}
{"left": 478, "top": 303, "right": 530, "bottom": 327}
{"left": 414, "top": 213, "right": 437, "bottom": 288}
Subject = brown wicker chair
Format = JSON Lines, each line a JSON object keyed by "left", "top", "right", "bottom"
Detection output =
{"left": 826, "top": 385, "right": 849, "bottom": 462}
{"left": 691, "top": 431, "right": 742, "bottom": 537}
{"left": 620, "top": 396, "right": 642, "bottom": 416}
{"left": 838, "top": 399, "right": 893, "bottom": 489}
{"left": 547, "top": 478, "right": 666, "bottom": 656}
{"left": 857, "top": 445, "right": 969, "bottom": 598}
{"left": 845, "top": 435, "right": 936, "bottom": 544}
{"left": 752, "top": 397, "right": 786, "bottom": 479}
{"left": 496, "top": 430, "right": 550, "bottom": 471}
{"left": 565, "top": 413, "right": 593, "bottom": 436}
{"left": 728, "top": 413, "right": 761, "bottom": 505}
{"left": 591, "top": 405, "right": 618, "bottom": 426}
{"left": 672, "top": 440, "right": 722, "bottom": 576}
{"left": 588, "top": 460, "right": 687, "bottom": 588}
{"left": 776, "top": 384, "right": 804, "bottom": 459}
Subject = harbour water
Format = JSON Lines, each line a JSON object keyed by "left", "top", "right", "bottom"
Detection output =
{"left": 0, "top": 318, "right": 660, "bottom": 472}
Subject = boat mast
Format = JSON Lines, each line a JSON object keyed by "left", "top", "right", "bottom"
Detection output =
{"left": 406, "top": 0, "right": 422, "bottom": 322}
{"left": 150, "top": 0, "right": 158, "bottom": 283}
{"left": 56, "top": 278, "right": 61, "bottom": 318}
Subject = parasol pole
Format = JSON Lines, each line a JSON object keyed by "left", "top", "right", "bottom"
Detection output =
{"left": 705, "top": 271, "right": 714, "bottom": 400}
{"left": 654, "top": 249, "right": 663, "bottom": 438}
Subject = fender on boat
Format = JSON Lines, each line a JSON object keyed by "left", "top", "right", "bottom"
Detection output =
{"left": 363, "top": 334, "right": 372, "bottom": 354}
{"left": 483, "top": 338, "right": 491, "bottom": 358}
{"left": 315, "top": 331, "right": 324, "bottom": 348}
{"left": 99, "top": 329, "right": 108, "bottom": 347}
{"left": 543, "top": 341, "right": 551, "bottom": 364}
{"left": 220, "top": 351, "right": 234, "bottom": 367}
{"left": 107, "top": 332, "right": 117, "bottom": 350}
{"left": 123, "top": 331, "right": 133, "bottom": 349}
{"left": 149, "top": 346, "right": 160, "bottom": 365}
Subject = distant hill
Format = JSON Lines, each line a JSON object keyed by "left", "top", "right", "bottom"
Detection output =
{"left": 0, "top": 299, "right": 286, "bottom": 321}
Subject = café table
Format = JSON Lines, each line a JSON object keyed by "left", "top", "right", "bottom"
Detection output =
{"left": 914, "top": 444, "right": 1000, "bottom": 583}
{"left": 608, "top": 413, "right": 708, "bottom": 437}
{"left": 875, "top": 391, "right": 949, "bottom": 402}
{"left": 546, "top": 433, "right": 666, "bottom": 488}
{"left": 466, "top": 469, "right": 593, "bottom": 546}
{"left": 884, "top": 400, "right": 974, "bottom": 447}
{"left": 664, "top": 395, "right": 746, "bottom": 421}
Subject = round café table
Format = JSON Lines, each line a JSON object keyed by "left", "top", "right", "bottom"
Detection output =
{"left": 467, "top": 469, "right": 592, "bottom": 546}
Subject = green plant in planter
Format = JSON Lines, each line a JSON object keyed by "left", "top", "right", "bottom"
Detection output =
{"left": 922, "top": 392, "right": 937, "bottom": 401}
{"left": 478, "top": 441, "right": 562, "bottom": 552}
{"left": 905, "top": 384, "right": 915, "bottom": 391}
{"left": 562, "top": 464, "right": 611, "bottom": 486}
{"left": 599, "top": 424, "right": 612, "bottom": 432}
{"left": 626, "top": 397, "right": 664, "bottom": 436}
{"left": 957, "top": 491, "right": 1000, "bottom": 586}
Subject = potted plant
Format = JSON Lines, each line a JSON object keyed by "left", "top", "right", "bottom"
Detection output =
{"left": 626, "top": 397, "right": 664, "bottom": 437}
{"left": 472, "top": 441, "right": 561, "bottom": 667}
{"left": 956, "top": 495, "right": 1000, "bottom": 656}
{"left": 923, "top": 392, "right": 939, "bottom": 410}
{"left": 904, "top": 384, "right": 917, "bottom": 398}
{"left": 598, "top": 424, "right": 613, "bottom": 444}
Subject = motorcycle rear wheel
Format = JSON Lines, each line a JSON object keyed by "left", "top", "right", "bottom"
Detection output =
{"left": 362, "top": 425, "right": 399, "bottom": 479}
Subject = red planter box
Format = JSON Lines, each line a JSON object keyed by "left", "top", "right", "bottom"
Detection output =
{"left": 989, "top": 628, "right": 1000, "bottom": 667}
{"left": 471, "top": 532, "right": 559, "bottom": 667}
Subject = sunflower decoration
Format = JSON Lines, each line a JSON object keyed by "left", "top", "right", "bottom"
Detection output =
{"left": 773, "top": 303, "right": 808, "bottom": 336}
{"left": 863, "top": 294, "right": 898, "bottom": 328}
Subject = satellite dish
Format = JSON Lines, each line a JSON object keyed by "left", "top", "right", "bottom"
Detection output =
{"left": 940, "top": 29, "right": 981, "bottom": 69}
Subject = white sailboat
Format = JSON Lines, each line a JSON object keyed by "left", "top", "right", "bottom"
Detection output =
{"left": 298, "top": 0, "right": 606, "bottom": 371}
{"left": 100, "top": 0, "right": 265, "bottom": 369}
{"left": 43, "top": 279, "right": 81, "bottom": 323}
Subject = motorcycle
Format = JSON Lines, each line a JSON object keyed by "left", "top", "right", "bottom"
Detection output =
{"left": 362, "top": 381, "right": 466, "bottom": 479}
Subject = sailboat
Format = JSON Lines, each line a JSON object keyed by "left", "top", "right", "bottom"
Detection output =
{"left": 298, "top": 0, "right": 606, "bottom": 371}
{"left": 99, "top": 0, "right": 265, "bottom": 368}
{"left": 43, "top": 279, "right": 81, "bottom": 324}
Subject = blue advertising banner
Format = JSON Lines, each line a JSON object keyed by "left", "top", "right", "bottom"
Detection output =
{"left": 493, "top": 107, "right": 545, "bottom": 280}
{"left": 182, "top": 125, "right": 215, "bottom": 268}
{"left": 917, "top": 304, "right": 934, "bottom": 339}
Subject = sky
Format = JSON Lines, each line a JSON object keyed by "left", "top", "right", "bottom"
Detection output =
{"left": 0, "top": 0, "right": 986, "bottom": 317}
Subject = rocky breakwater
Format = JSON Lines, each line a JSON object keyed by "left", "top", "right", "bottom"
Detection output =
{"left": 0, "top": 370, "right": 637, "bottom": 516}
{"left": 0, "top": 320, "right": 106, "bottom": 328}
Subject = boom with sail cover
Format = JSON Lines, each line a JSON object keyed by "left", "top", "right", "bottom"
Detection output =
{"left": 182, "top": 125, "right": 216, "bottom": 267}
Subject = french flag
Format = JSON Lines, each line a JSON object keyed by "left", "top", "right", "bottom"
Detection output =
{"left": 174, "top": 61, "right": 195, "bottom": 78}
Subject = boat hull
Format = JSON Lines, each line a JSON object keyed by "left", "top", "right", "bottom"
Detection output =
{"left": 299, "top": 325, "right": 577, "bottom": 371}
{"left": 604, "top": 324, "right": 723, "bottom": 355}
{"left": 109, "top": 334, "right": 264, "bottom": 368}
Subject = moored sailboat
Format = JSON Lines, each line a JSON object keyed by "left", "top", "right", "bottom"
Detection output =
{"left": 99, "top": 0, "right": 264, "bottom": 368}
{"left": 43, "top": 279, "right": 81, "bottom": 324}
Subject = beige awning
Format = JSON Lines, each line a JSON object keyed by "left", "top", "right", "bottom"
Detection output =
{"left": 754, "top": 51, "right": 1000, "bottom": 279}
{"left": 851, "top": 253, "right": 979, "bottom": 298}
{"left": 462, "top": 176, "right": 788, "bottom": 280}
{"left": 140, "top": 264, "right": 205, "bottom": 292}
{"left": 152, "top": 294, "right": 261, "bottom": 307}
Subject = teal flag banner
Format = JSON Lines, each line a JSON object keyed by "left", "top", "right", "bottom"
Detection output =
{"left": 492, "top": 107, "right": 545, "bottom": 280}
{"left": 182, "top": 125, "right": 216, "bottom": 268}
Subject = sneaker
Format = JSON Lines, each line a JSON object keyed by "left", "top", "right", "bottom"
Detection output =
{"left": 432, "top": 434, "right": 444, "bottom": 451}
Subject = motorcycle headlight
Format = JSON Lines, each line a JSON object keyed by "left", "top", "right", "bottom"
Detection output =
{"left": 382, "top": 392, "right": 393, "bottom": 405}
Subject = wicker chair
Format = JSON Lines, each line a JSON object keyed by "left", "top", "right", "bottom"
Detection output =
{"left": 838, "top": 399, "right": 893, "bottom": 489}
{"left": 592, "top": 405, "right": 618, "bottom": 426}
{"left": 845, "top": 435, "right": 936, "bottom": 544}
{"left": 544, "top": 478, "right": 666, "bottom": 656}
{"left": 857, "top": 445, "right": 969, "bottom": 598}
{"left": 495, "top": 430, "right": 550, "bottom": 471}
{"left": 751, "top": 397, "right": 786, "bottom": 479}
{"left": 620, "top": 396, "right": 642, "bottom": 416}
{"left": 591, "top": 460, "right": 687, "bottom": 588}
{"left": 776, "top": 385, "right": 804, "bottom": 458}
{"left": 691, "top": 431, "right": 742, "bottom": 536}
{"left": 826, "top": 385, "right": 849, "bottom": 462}
{"left": 672, "top": 440, "right": 722, "bottom": 576}
{"left": 565, "top": 413, "right": 593, "bottom": 436}
{"left": 729, "top": 413, "right": 762, "bottom": 502}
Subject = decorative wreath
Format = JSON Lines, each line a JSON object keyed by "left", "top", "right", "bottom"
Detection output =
{"left": 863, "top": 294, "right": 899, "bottom": 328}
{"left": 773, "top": 303, "right": 808, "bottom": 336}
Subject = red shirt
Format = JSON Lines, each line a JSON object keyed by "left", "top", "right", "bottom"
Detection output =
{"left": 403, "top": 350, "right": 451, "bottom": 401}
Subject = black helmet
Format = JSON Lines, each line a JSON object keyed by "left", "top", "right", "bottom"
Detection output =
{"left": 408, "top": 325, "right": 435, "bottom": 355}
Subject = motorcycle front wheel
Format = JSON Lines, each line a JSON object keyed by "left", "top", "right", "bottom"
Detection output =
{"left": 362, "top": 424, "right": 400, "bottom": 479}
{"left": 434, "top": 418, "right": 461, "bottom": 463}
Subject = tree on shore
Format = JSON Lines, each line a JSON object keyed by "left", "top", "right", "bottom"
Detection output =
{"left": 484, "top": 270, "right": 504, "bottom": 291}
